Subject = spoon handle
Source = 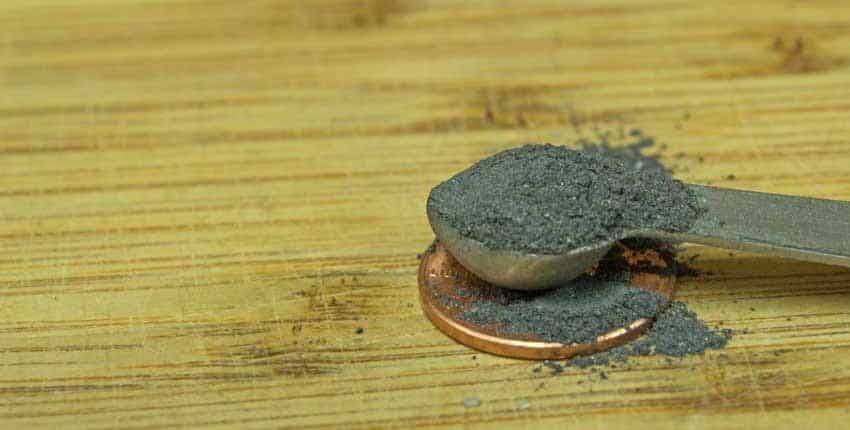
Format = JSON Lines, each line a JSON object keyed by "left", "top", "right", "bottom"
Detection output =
{"left": 648, "top": 185, "right": 850, "bottom": 267}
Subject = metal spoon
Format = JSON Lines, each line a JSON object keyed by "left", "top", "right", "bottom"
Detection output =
{"left": 428, "top": 184, "right": 850, "bottom": 290}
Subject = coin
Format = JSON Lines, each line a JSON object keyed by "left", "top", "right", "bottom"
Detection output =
{"left": 418, "top": 241, "right": 676, "bottom": 359}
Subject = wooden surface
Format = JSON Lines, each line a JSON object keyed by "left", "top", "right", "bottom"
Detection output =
{"left": 2, "top": 1, "right": 850, "bottom": 428}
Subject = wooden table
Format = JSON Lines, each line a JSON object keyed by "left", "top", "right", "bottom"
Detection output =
{"left": 2, "top": 1, "right": 850, "bottom": 428}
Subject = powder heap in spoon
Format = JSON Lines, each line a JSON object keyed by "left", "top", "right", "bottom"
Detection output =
{"left": 428, "top": 144, "right": 704, "bottom": 255}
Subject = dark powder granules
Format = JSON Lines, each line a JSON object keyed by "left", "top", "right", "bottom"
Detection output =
{"left": 460, "top": 277, "right": 668, "bottom": 345}
{"left": 577, "top": 132, "right": 672, "bottom": 174}
{"left": 428, "top": 143, "right": 703, "bottom": 255}
{"left": 568, "top": 302, "right": 733, "bottom": 368}
{"left": 448, "top": 239, "right": 731, "bottom": 362}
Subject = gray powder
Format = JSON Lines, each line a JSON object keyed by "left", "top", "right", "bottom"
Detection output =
{"left": 459, "top": 277, "right": 667, "bottom": 345}
{"left": 568, "top": 302, "right": 733, "bottom": 368}
{"left": 463, "top": 397, "right": 481, "bottom": 408}
{"left": 578, "top": 132, "right": 672, "bottom": 174}
{"left": 423, "top": 133, "right": 730, "bottom": 366}
{"left": 428, "top": 143, "right": 703, "bottom": 255}
{"left": 447, "top": 245, "right": 732, "bottom": 363}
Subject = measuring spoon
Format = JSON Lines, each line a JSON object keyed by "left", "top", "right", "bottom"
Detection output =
{"left": 428, "top": 185, "right": 850, "bottom": 290}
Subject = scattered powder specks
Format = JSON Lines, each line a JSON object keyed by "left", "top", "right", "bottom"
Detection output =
{"left": 463, "top": 397, "right": 482, "bottom": 408}
{"left": 568, "top": 302, "right": 733, "bottom": 368}
{"left": 516, "top": 398, "right": 531, "bottom": 410}
{"left": 542, "top": 360, "right": 564, "bottom": 374}
{"left": 577, "top": 132, "right": 672, "bottom": 174}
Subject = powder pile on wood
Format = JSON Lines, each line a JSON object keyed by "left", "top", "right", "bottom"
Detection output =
{"left": 428, "top": 143, "right": 703, "bottom": 255}
{"left": 567, "top": 302, "right": 732, "bottom": 368}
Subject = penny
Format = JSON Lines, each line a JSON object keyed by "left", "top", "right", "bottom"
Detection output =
{"left": 417, "top": 241, "right": 676, "bottom": 359}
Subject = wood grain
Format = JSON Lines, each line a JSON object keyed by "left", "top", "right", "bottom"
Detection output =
{"left": 1, "top": 0, "right": 850, "bottom": 428}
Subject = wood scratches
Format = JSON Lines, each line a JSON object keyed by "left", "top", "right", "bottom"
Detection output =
{"left": 0, "top": 384, "right": 144, "bottom": 395}
{"left": 79, "top": 372, "right": 850, "bottom": 430}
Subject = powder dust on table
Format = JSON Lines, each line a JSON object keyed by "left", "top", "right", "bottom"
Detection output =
{"left": 577, "top": 130, "right": 672, "bottom": 174}
{"left": 428, "top": 141, "right": 704, "bottom": 255}
{"left": 568, "top": 302, "right": 732, "bottom": 368}
{"left": 439, "top": 237, "right": 732, "bottom": 364}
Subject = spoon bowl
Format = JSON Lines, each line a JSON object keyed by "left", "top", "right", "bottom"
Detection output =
{"left": 427, "top": 205, "right": 614, "bottom": 290}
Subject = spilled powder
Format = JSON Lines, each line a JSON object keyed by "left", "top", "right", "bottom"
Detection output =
{"left": 447, "top": 239, "right": 732, "bottom": 367}
{"left": 449, "top": 237, "right": 732, "bottom": 362}
{"left": 577, "top": 131, "right": 672, "bottom": 174}
{"left": 568, "top": 302, "right": 732, "bottom": 368}
{"left": 460, "top": 274, "right": 667, "bottom": 345}
{"left": 462, "top": 397, "right": 481, "bottom": 408}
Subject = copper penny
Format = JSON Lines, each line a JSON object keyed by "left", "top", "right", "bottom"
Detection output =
{"left": 418, "top": 241, "right": 676, "bottom": 360}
